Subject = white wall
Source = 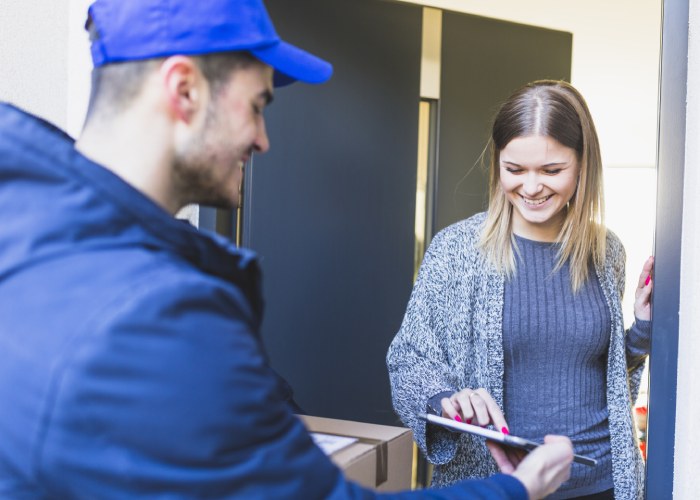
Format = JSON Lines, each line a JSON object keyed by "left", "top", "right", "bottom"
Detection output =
{"left": 674, "top": 2, "right": 700, "bottom": 495}
{"left": 67, "top": 0, "right": 94, "bottom": 136}
{"left": 0, "top": 0, "right": 71, "bottom": 128}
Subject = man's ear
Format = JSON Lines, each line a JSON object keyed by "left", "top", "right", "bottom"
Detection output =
{"left": 159, "top": 56, "right": 205, "bottom": 124}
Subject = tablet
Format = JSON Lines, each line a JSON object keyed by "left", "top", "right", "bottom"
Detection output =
{"left": 419, "top": 413, "right": 597, "bottom": 467}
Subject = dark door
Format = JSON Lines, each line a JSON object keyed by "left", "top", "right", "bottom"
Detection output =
{"left": 245, "top": 0, "right": 422, "bottom": 425}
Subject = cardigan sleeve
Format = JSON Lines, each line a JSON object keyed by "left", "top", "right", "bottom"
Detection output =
{"left": 607, "top": 231, "right": 649, "bottom": 399}
{"left": 613, "top": 233, "right": 651, "bottom": 370}
{"left": 386, "top": 229, "right": 468, "bottom": 465}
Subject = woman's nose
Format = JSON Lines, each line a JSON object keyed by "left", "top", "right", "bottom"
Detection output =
{"left": 522, "top": 174, "right": 543, "bottom": 196}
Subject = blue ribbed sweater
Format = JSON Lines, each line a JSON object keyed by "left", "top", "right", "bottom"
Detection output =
{"left": 504, "top": 235, "right": 612, "bottom": 498}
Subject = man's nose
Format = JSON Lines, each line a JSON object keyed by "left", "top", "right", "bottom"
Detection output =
{"left": 254, "top": 119, "right": 270, "bottom": 154}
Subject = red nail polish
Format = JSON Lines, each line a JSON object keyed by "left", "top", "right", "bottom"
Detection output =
{"left": 502, "top": 427, "right": 510, "bottom": 435}
{"left": 645, "top": 275, "right": 651, "bottom": 286}
{"left": 454, "top": 415, "right": 462, "bottom": 422}
{"left": 466, "top": 419, "right": 472, "bottom": 425}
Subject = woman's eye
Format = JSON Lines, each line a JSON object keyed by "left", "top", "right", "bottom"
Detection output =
{"left": 544, "top": 169, "right": 563, "bottom": 175}
{"left": 504, "top": 167, "right": 523, "bottom": 174}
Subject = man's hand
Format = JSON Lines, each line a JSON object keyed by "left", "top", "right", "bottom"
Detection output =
{"left": 510, "top": 435, "right": 574, "bottom": 500}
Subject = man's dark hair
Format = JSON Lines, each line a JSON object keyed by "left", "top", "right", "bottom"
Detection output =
{"left": 84, "top": 16, "right": 258, "bottom": 125}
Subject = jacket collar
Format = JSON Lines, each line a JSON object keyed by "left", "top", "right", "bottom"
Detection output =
{"left": 0, "top": 102, "right": 263, "bottom": 321}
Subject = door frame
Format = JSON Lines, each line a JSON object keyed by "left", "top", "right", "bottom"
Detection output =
{"left": 644, "top": 0, "right": 688, "bottom": 495}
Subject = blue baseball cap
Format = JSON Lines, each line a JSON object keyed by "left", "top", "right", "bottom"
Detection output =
{"left": 86, "top": 0, "right": 333, "bottom": 87}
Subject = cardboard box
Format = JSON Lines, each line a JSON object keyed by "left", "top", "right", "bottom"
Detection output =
{"left": 299, "top": 415, "right": 413, "bottom": 492}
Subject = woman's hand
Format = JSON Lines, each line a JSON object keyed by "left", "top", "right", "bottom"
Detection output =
{"left": 634, "top": 256, "right": 654, "bottom": 321}
{"left": 440, "top": 387, "right": 507, "bottom": 428}
{"left": 440, "top": 388, "right": 519, "bottom": 472}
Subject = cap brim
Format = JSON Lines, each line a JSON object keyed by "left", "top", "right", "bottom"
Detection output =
{"left": 251, "top": 40, "right": 333, "bottom": 87}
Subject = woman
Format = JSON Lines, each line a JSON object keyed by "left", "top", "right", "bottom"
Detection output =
{"left": 387, "top": 80, "right": 652, "bottom": 500}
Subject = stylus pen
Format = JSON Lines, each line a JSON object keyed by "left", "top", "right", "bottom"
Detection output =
{"left": 418, "top": 413, "right": 597, "bottom": 467}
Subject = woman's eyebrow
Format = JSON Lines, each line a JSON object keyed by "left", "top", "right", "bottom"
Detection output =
{"left": 501, "top": 160, "right": 569, "bottom": 167}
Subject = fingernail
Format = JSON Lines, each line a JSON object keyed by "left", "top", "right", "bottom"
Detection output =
{"left": 502, "top": 427, "right": 510, "bottom": 435}
{"left": 466, "top": 418, "right": 472, "bottom": 425}
{"left": 645, "top": 275, "right": 651, "bottom": 286}
{"left": 454, "top": 415, "right": 462, "bottom": 422}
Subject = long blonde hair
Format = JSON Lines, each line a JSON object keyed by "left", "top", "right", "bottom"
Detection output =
{"left": 478, "top": 80, "right": 606, "bottom": 292}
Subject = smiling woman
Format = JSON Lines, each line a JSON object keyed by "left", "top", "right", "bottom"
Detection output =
{"left": 387, "top": 80, "right": 654, "bottom": 499}
{"left": 480, "top": 81, "right": 607, "bottom": 293}
{"left": 390, "top": 2, "right": 662, "bottom": 490}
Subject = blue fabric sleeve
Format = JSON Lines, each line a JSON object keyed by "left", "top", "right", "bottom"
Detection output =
{"left": 34, "top": 275, "right": 528, "bottom": 499}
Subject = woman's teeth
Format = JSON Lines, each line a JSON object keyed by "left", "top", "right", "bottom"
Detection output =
{"left": 522, "top": 195, "right": 551, "bottom": 206}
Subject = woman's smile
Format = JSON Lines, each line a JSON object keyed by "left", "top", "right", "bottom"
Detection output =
{"left": 499, "top": 135, "right": 579, "bottom": 241}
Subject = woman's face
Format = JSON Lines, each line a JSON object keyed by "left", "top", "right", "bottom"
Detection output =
{"left": 499, "top": 134, "right": 580, "bottom": 241}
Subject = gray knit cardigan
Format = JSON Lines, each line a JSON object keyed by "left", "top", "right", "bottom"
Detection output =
{"left": 386, "top": 212, "right": 645, "bottom": 500}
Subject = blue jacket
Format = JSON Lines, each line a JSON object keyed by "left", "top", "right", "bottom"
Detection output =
{"left": 0, "top": 103, "right": 527, "bottom": 499}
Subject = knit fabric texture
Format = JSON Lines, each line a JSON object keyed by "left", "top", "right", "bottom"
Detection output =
{"left": 386, "top": 212, "right": 647, "bottom": 500}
